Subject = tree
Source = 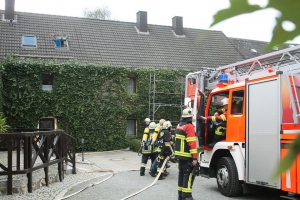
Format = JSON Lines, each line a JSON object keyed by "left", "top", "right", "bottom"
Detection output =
{"left": 210, "top": 0, "right": 300, "bottom": 177}
{"left": 83, "top": 6, "right": 111, "bottom": 20}
{"left": 210, "top": 0, "right": 300, "bottom": 50}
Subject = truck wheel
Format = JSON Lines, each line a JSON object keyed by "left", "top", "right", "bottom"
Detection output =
{"left": 216, "top": 157, "right": 242, "bottom": 197}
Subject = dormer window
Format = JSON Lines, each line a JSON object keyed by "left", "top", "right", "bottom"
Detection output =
{"left": 21, "top": 35, "right": 37, "bottom": 48}
{"left": 52, "top": 33, "right": 69, "bottom": 49}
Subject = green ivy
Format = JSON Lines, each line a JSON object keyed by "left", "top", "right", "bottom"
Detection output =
{"left": 0, "top": 112, "right": 10, "bottom": 133}
{"left": 1, "top": 57, "right": 190, "bottom": 151}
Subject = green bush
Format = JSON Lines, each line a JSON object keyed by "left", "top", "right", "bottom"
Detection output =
{"left": 0, "top": 112, "right": 10, "bottom": 133}
{"left": 128, "top": 138, "right": 142, "bottom": 153}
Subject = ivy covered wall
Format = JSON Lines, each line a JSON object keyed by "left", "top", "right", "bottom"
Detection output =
{"left": 1, "top": 57, "right": 189, "bottom": 151}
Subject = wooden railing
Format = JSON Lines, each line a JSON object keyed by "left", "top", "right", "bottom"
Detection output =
{"left": 0, "top": 128, "right": 76, "bottom": 195}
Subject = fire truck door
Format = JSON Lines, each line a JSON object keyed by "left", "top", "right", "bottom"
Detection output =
{"left": 246, "top": 77, "right": 281, "bottom": 189}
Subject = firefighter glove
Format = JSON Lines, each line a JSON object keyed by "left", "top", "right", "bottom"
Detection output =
{"left": 192, "top": 162, "right": 201, "bottom": 176}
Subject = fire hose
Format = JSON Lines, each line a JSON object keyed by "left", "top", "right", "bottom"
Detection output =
{"left": 120, "top": 155, "right": 171, "bottom": 200}
{"left": 121, "top": 146, "right": 174, "bottom": 200}
{"left": 58, "top": 169, "right": 115, "bottom": 200}
{"left": 58, "top": 146, "right": 174, "bottom": 200}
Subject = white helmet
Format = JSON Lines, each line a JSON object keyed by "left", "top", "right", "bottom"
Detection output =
{"left": 182, "top": 108, "right": 193, "bottom": 118}
{"left": 163, "top": 121, "right": 172, "bottom": 129}
{"left": 144, "top": 118, "right": 151, "bottom": 122}
{"left": 221, "top": 98, "right": 228, "bottom": 106}
{"left": 149, "top": 122, "right": 157, "bottom": 129}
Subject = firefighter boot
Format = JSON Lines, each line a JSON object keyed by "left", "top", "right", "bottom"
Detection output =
{"left": 207, "top": 141, "right": 217, "bottom": 149}
{"left": 166, "top": 162, "right": 171, "bottom": 168}
{"left": 149, "top": 170, "right": 157, "bottom": 177}
{"left": 157, "top": 168, "right": 165, "bottom": 180}
{"left": 163, "top": 168, "right": 169, "bottom": 176}
{"left": 158, "top": 174, "right": 165, "bottom": 180}
{"left": 140, "top": 167, "right": 145, "bottom": 176}
{"left": 208, "top": 135, "right": 224, "bottom": 148}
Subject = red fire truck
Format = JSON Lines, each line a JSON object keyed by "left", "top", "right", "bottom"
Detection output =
{"left": 185, "top": 45, "right": 300, "bottom": 198}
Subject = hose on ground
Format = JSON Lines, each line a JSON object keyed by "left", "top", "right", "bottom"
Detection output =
{"left": 59, "top": 152, "right": 172, "bottom": 200}
{"left": 58, "top": 170, "right": 115, "bottom": 200}
{"left": 120, "top": 155, "right": 170, "bottom": 200}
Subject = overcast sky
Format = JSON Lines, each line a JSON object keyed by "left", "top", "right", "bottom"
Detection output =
{"left": 1, "top": 0, "right": 299, "bottom": 44}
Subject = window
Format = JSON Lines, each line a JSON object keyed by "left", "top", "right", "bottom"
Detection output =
{"left": 42, "top": 73, "right": 53, "bottom": 91}
{"left": 39, "top": 118, "right": 55, "bottom": 129}
{"left": 52, "top": 33, "right": 69, "bottom": 49}
{"left": 127, "top": 77, "right": 136, "bottom": 93}
{"left": 126, "top": 119, "right": 136, "bottom": 136}
{"left": 209, "top": 92, "right": 229, "bottom": 116}
{"left": 21, "top": 35, "right": 37, "bottom": 47}
{"left": 231, "top": 90, "right": 244, "bottom": 115}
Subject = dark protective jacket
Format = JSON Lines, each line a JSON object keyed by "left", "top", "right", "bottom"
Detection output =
{"left": 207, "top": 108, "right": 227, "bottom": 136}
{"left": 141, "top": 128, "right": 155, "bottom": 154}
{"left": 174, "top": 118, "right": 198, "bottom": 160}
{"left": 153, "top": 128, "right": 170, "bottom": 153}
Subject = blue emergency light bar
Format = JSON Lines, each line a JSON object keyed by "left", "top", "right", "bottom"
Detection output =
{"left": 218, "top": 74, "right": 228, "bottom": 83}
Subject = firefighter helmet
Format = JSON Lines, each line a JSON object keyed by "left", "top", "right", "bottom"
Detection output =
{"left": 163, "top": 121, "right": 172, "bottom": 129}
{"left": 182, "top": 108, "right": 193, "bottom": 118}
{"left": 149, "top": 122, "right": 157, "bottom": 129}
{"left": 221, "top": 98, "right": 228, "bottom": 106}
{"left": 144, "top": 118, "right": 151, "bottom": 122}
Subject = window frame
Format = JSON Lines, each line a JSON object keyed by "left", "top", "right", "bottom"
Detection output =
{"left": 21, "top": 35, "right": 37, "bottom": 48}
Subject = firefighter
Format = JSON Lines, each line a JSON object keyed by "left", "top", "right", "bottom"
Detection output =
{"left": 164, "top": 120, "right": 174, "bottom": 171}
{"left": 149, "top": 119, "right": 165, "bottom": 177}
{"left": 169, "top": 123, "right": 177, "bottom": 163}
{"left": 144, "top": 117, "right": 151, "bottom": 126}
{"left": 140, "top": 121, "right": 157, "bottom": 176}
{"left": 175, "top": 108, "right": 198, "bottom": 200}
{"left": 201, "top": 97, "right": 228, "bottom": 148}
{"left": 155, "top": 120, "right": 173, "bottom": 180}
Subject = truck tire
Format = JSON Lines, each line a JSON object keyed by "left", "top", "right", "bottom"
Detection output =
{"left": 216, "top": 157, "right": 242, "bottom": 197}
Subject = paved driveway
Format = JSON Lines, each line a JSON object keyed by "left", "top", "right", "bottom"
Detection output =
{"left": 61, "top": 150, "right": 283, "bottom": 200}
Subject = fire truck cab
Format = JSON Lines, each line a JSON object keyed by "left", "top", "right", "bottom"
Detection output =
{"left": 185, "top": 45, "right": 300, "bottom": 198}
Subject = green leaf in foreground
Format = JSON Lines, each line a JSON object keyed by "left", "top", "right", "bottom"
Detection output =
{"left": 210, "top": 0, "right": 300, "bottom": 50}
{"left": 210, "top": 0, "right": 262, "bottom": 27}
{"left": 273, "top": 135, "right": 300, "bottom": 178}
